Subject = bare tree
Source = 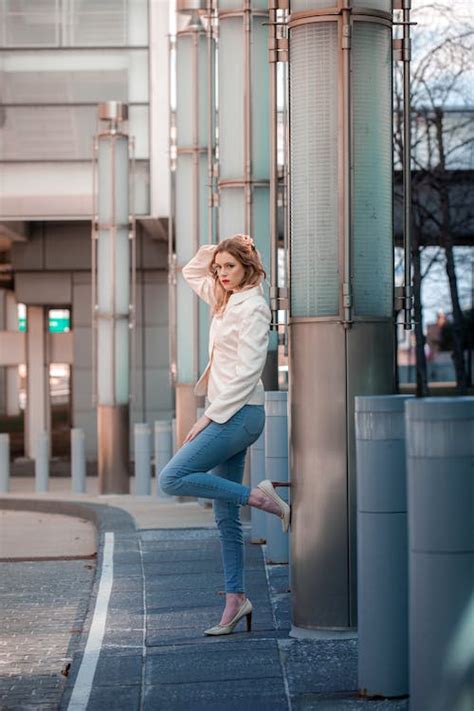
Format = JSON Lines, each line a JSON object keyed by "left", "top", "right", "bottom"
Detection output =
{"left": 394, "top": 2, "right": 474, "bottom": 393}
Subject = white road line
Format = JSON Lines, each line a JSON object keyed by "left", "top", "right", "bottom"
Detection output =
{"left": 67, "top": 532, "right": 115, "bottom": 711}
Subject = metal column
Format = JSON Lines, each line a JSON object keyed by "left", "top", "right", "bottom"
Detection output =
{"left": 287, "top": 0, "right": 395, "bottom": 630}
{"left": 92, "top": 101, "right": 135, "bottom": 494}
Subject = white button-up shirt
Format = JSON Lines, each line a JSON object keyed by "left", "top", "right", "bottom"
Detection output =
{"left": 182, "top": 243, "right": 271, "bottom": 424}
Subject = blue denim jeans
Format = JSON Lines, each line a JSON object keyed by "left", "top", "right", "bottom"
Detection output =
{"left": 158, "top": 403, "right": 265, "bottom": 593}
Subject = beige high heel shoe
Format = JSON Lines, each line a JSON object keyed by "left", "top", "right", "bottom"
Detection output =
{"left": 203, "top": 598, "right": 253, "bottom": 636}
{"left": 257, "top": 479, "right": 291, "bottom": 533}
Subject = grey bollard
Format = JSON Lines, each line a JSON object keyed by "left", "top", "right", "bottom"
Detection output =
{"left": 196, "top": 406, "right": 212, "bottom": 508}
{"left": 249, "top": 424, "right": 266, "bottom": 543}
{"left": 264, "top": 391, "right": 289, "bottom": 564}
{"left": 71, "top": 428, "right": 86, "bottom": 494}
{"left": 406, "top": 397, "right": 474, "bottom": 711}
{"left": 171, "top": 417, "right": 177, "bottom": 455}
{"left": 154, "top": 419, "right": 173, "bottom": 498}
{"left": 355, "top": 395, "right": 413, "bottom": 698}
{"left": 134, "top": 423, "right": 152, "bottom": 496}
{"left": 35, "top": 430, "right": 49, "bottom": 493}
{"left": 0, "top": 433, "right": 10, "bottom": 493}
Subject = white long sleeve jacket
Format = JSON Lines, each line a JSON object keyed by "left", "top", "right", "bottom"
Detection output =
{"left": 182, "top": 243, "right": 271, "bottom": 424}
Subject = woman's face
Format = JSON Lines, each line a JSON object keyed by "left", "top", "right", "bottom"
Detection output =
{"left": 214, "top": 250, "right": 246, "bottom": 292}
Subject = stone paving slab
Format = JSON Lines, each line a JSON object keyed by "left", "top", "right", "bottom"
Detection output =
{"left": 0, "top": 560, "right": 95, "bottom": 710}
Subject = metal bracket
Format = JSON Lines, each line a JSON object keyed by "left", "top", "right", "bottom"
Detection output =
{"left": 342, "top": 282, "right": 352, "bottom": 309}
{"left": 341, "top": 22, "right": 352, "bottom": 50}
{"left": 269, "top": 37, "right": 288, "bottom": 63}
{"left": 270, "top": 285, "right": 289, "bottom": 311}
{"left": 393, "top": 37, "right": 411, "bottom": 61}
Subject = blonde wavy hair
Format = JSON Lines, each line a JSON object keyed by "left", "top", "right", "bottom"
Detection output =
{"left": 205, "top": 234, "right": 267, "bottom": 316}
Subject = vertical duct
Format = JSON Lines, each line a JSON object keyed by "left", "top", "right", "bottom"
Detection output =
{"left": 93, "top": 101, "right": 135, "bottom": 494}
{"left": 287, "top": 1, "right": 394, "bottom": 629}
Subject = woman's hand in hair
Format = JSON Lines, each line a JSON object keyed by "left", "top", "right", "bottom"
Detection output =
{"left": 183, "top": 414, "right": 212, "bottom": 444}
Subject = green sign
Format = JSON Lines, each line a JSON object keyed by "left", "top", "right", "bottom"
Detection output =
{"left": 18, "top": 317, "right": 70, "bottom": 333}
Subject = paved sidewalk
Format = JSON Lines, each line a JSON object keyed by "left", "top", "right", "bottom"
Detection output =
{"left": 1, "top": 481, "right": 410, "bottom": 710}
{"left": 59, "top": 525, "right": 408, "bottom": 711}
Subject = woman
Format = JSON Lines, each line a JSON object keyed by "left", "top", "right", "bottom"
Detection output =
{"left": 159, "top": 234, "right": 291, "bottom": 636}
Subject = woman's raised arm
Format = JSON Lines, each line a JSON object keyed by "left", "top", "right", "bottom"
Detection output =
{"left": 181, "top": 243, "right": 217, "bottom": 306}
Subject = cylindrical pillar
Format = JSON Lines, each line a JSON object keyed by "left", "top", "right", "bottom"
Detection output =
{"left": 196, "top": 406, "right": 212, "bottom": 506}
{"left": 0, "top": 433, "right": 10, "bottom": 493}
{"left": 93, "top": 101, "right": 132, "bottom": 494}
{"left": 174, "top": 2, "right": 212, "bottom": 448}
{"left": 249, "top": 423, "right": 266, "bottom": 543}
{"left": 406, "top": 397, "right": 474, "bottom": 711}
{"left": 172, "top": 417, "right": 177, "bottom": 455}
{"left": 216, "top": 0, "right": 278, "bottom": 389}
{"left": 24, "top": 306, "right": 50, "bottom": 459}
{"left": 71, "top": 428, "right": 86, "bottom": 494}
{"left": 264, "top": 391, "right": 289, "bottom": 563}
{"left": 355, "top": 395, "right": 413, "bottom": 698}
{"left": 134, "top": 423, "right": 152, "bottom": 496}
{"left": 288, "top": 0, "right": 394, "bottom": 630}
{"left": 155, "top": 419, "right": 173, "bottom": 498}
{"left": 35, "top": 430, "right": 49, "bottom": 493}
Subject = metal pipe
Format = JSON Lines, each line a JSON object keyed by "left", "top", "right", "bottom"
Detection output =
{"left": 193, "top": 24, "right": 200, "bottom": 381}
{"left": 244, "top": 0, "right": 252, "bottom": 236}
{"left": 168, "top": 34, "right": 178, "bottom": 388}
{"left": 269, "top": 0, "right": 279, "bottom": 332}
{"left": 402, "top": 0, "right": 413, "bottom": 330}
{"left": 342, "top": 6, "right": 353, "bottom": 328}
{"left": 207, "top": 0, "right": 217, "bottom": 244}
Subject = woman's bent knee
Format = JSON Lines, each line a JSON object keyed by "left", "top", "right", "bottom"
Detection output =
{"left": 158, "top": 467, "right": 178, "bottom": 495}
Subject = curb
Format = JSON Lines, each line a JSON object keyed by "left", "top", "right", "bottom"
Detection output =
{"left": 0, "top": 497, "right": 137, "bottom": 536}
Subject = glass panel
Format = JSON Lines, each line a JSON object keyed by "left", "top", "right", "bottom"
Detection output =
{"left": 0, "top": 105, "right": 149, "bottom": 160}
{"left": 352, "top": 22, "right": 392, "bottom": 317}
{"left": 70, "top": 0, "right": 127, "bottom": 47}
{"left": 290, "top": 0, "right": 338, "bottom": 12}
{"left": 1, "top": 0, "right": 59, "bottom": 47}
{"left": 175, "top": 153, "right": 194, "bottom": 262}
{"left": 0, "top": 0, "right": 148, "bottom": 48}
{"left": 251, "top": 16, "right": 270, "bottom": 181}
{"left": 289, "top": 22, "right": 339, "bottom": 317}
{"left": 176, "top": 272, "right": 195, "bottom": 382}
{"left": 199, "top": 297, "right": 210, "bottom": 374}
{"left": 176, "top": 33, "right": 194, "bottom": 148}
{"left": 0, "top": 49, "right": 149, "bottom": 103}
{"left": 219, "top": 188, "right": 245, "bottom": 240}
{"left": 218, "top": 17, "right": 244, "bottom": 180}
{"left": 253, "top": 186, "right": 278, "bottom": 352}
{"left": 353, "top": 0, "right": 391, "bottom": 11}
{"left": 0, "top": 160, "right": 150, "bottom": 217}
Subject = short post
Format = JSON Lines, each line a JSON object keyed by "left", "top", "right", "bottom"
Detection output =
{"left": 35, "top": 430, "right": 49, "bottom": 493}
{"left": 71, "top": 428, "right": 86, "bottom": 494}
{"left": 264, "top": 391, "right": 289, "bottom": 564}
{"left": 171, "top": 417, "right": 177, "bottom": 455}
{"left": 154, "top": 419, "right": 173, "bottom": 498}
{"left": 355, "top": 394, "right": 413, "bottom": 698}
{"left": 0, "top": 433, "right": 10, "bottom": 493}
{"left": 196, "top": 406, "right": 212, "bottom": 507}
{"left": 249, "top": 425, "right": 266, "bottom": 543}
{"left": 406, "top": 397, "right": 474, "bottom": 711}
{"left": 134, "top": 423, "right": 151, "bottom": 496}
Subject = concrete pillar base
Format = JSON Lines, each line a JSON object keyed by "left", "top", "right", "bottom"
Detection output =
{"left": 98, "top": 404, "right": 130, "bottom": 494}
